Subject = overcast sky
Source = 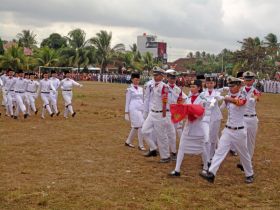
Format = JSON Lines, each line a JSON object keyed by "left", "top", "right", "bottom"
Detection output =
{"left": 1, "top": 0, "right": 280, "bottom": 61}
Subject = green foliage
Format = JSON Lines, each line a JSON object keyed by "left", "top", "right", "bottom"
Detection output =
{"left": 41, "top": 33, "right": 67, "bottom": 49}
{"left": 0, "top": 44, "right": 26, "bottom": 70}
{"left": 0, "top": 38, "right": 4, "bottom": 55}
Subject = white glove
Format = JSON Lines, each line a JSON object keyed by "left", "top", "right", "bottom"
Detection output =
{"left": 35, "top": 93, "right": 39, "bottom": 99}
{"left": 51, "top": 90, "right": 57, "bottom": 94}
{"left": 125, "top": 113, "right": 130, "bottom": 121}
{"left": 209, "top": 98, "right": 216, "bottom": 108}
{"left": 80, "top": 84, "right": 83, "bottom": 87}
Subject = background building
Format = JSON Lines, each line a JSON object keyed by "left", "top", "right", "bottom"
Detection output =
{"left": 137, "top": 33, "right": 167, "bottom": 63}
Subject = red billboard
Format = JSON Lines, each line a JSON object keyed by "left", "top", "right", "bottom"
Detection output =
{"left": 158, "top": 42, "right": 166, "bottom": 58}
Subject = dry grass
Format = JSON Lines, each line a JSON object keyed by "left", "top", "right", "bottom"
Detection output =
{"left": 0, "top": 82, "right": 280, "bottom": 210}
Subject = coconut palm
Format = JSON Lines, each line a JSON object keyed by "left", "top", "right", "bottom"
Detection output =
{"left": 0, "top": 44, "right": 26, "bottom": 70}
{"left": 141, "top": 52, "right": 154, "bottom": 71}
{"left": 17, "top": 30, "right": 37, "bottom": 48}
{"left": 34, "top": 47, "right": 59, "bottom": 67}
{"left": 90, "top": 30, "right": 125, "bottom": 73}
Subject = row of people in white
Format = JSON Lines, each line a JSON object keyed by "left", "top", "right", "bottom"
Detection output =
{"left": 0, "top": 70, "right": 82, "bottom": 119}
{"left": 262, "top": 80, "right": 280, "bottom": 93}
{"left": 125, "top": 69, "right": 259, "bottom": 184}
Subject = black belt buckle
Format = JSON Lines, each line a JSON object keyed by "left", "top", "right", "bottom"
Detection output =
{"left": 244, "top": 114, "right": 257, "bottom": 117}
{"left": 226, "top": 125, "right": 244, "bottom": 130}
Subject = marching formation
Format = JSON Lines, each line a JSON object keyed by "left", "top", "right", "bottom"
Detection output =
{"left": 124, "top": 67, "right": 261, "bottom": 184}
{"left": 0, "top": 69, "right": 82, "bottom": 119}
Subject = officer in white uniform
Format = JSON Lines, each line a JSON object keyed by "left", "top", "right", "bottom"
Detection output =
{"left": 142, "top": 68, "right": 170, "bottom": 163}
{"left": 236, "top": 71, "right": 261, "bottom": 171}
{"left": 169, "top": 79, "right": 209, "bottom": 177}
{"left": 49, "top": 70, "right": 60, "bottom": 116}
{"left": 203, "top": 76, "right": 224, "bottom": 160}
{"left": 26, "top": 72, "right": 40, "bottom": 115}
{"left": 38, "top": 72, "right": 56, "bottom": 118}
{"left": 124, "top": 72, "right": 146, "bottom": 151}
{"left": 165, "top": 69, "right": 187, "bottom": 161}
{"left": 200, "top": 76, "right": 254, "bottom": 184}
{"left": 60, "top": 70, "right": 83, "bottom": 118}
{"left": 11, "top": 70, "right": 29, "bottom": 119}
{"left": 1, "top": 70, "right": 8, "bottom": 107}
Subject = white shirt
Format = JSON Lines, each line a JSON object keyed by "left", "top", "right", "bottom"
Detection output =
{"left": 242, "top": 86, "right": 260, "bottom": 116}
{"left": 13, "top": 77, "right": 28, "bottom": 92}
{"left": 150, "top": 81, "right": 168, "bottom": 112}
{"left": 26, "top": 80, "right": 40, "bottom": 93}
{"left": 60, "top": 78, "right": 81, "bottom": 90}
{"left": 39, "top": 79, "right": 56, "bottom": 93}
{"left": 125, "top": 84, "right": 144, "bottom": 112}
{"left": 166, "top": 83, "right": 187, "bottom": 110}
{"left": 221, "top": 91, "right": 247, "bottom": 127}
{"left": 5, "top": 77, "right": 17, "bottom": 92}
{"left": 50, "top": 77, "right": 60, "bottom": 90}
{"left": 143, "top": 79, "right": 155, "bottom": 112}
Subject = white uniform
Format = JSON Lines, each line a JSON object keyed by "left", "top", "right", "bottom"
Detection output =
{"left": 209, "top": 91, "right": 254, "bottom": 178}
{"left": 12, "top": 77, "right": 28, "bottom": 116}
{"left": 5, "top": 77, "right": 17, "bottom": 116}
{"left": 174, "top": 93, "right": 209, "bottom": 172}
{"left": 0, "top": 74, "right": 7, "bottom": 106}
{"left": 39, "top": 79, "right": 56, "bottom": 117}
{"left": 142, "top": 81, "right": 170, "bottom": 159}
{"left": 125, "top": 84, "right": 145, "bottom": 147}
{"left": 49, "top": 77, "right": 60, "bottom": 114}
{"left": 60, "top": 78, "right": 82, "bottom": 117}
{"left": 26, "top": 80, "right": 39, "bottom": 114}
{"left": 243, "top": 86, "right": 260, "bottom": 160}
{"left": 203, "top": 89, "right": 224, "bottom": 159}
{"left": 166, "top": 83, "right": 187, "bottom": 154}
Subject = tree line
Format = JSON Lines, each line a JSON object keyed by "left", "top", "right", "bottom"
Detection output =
{"left": 0, "top": 29, "right": 279, "bottom": 78}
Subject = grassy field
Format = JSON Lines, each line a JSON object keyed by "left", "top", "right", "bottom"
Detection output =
{"left": 0, "top": 81, "right": 280, "bottom": 210}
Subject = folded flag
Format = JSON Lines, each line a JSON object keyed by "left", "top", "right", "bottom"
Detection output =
{"left": 170, "top": 104, "right": 205, "bottom": 123}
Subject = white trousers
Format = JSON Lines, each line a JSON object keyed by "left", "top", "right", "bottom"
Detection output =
{"left": 142, "top": 112, "right": 170, "bottom": 159}
{"left": 244, "top": 117, "right": 258, "bottom": 160}
{"left": 166, "top": 113, "right": 176, "bottom": 154}
{"left": 6, "top": 92, "right": 15, "bottom": 115}
{"left": 15, "top": 93, "right": 26, "bottom": 116}
{"left": 26, "top": 93, "right": 37, "bottom": 114}
{"left": 209, "top": 127, "right": 254, "bottom": 177}
{"left": 41, "top": 93, "right": 53, "bottom": 116}
{"left": 50, "top": 92, "right": 58, "bottom": 114}
{"left": 125, "top": 128, "right": 144, "bottom": 147}
{"left": 2, "top": 88, "right": 7, "bottom": 106}
{"left": 208, "top": 120, "right": 221, "bottom": 159}
{"left": 62, "top": 91, "right": 75, "bottom": 116}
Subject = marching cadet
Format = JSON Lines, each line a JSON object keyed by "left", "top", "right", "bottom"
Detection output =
{"left": 26, "top": 72, "right": 40, "bottom": 115}
{"left": 124, "top": 72, "right": 146, "bottom": 151}
{"left": 200, "top": 76, "right": 254, "bottom": 184}
{"left": 165, "top": 69, "right": 187, "bottom": 161}
{"left": 49, "top": 70, "right": 60, "bottom": 116}
{"left": 142, "top": 68, "right": 171, "bottom": 163}
{"left": 4, "top": 69, "right": 16, "bottom": 117}
{"left": 169, "top": 79, "right": 209, "bottom": 177}
{"left": 38, "top": 72, "right": 56, "bottom": 119}
{"left": 1, "top": 70, "right": 8, "bottom": 107}
{"left": 203, "top": 75, "right": 224, "bottom": 160}
{"left": 9, "top": 70, "right": 29, "bottom": 119}
{"left": 60, "top": 70, "right": 83, "bottom": 118}
{"left": 236, "top": 71, "right": 261, "bottom": 171}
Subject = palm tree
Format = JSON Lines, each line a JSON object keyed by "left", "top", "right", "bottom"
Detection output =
{"left": 0, "top": 44, "right": 26, "bottom": 70}
{"left": 67, "top": 28, "right": 87, "bottom": 49}
{"left": 90, "top": 30, "right": 125, "bottom": 73}
{"left": 34, "top": 47, "right": 59, "bottom": 67}
{"left": 141, "top": 52, "right": 154, "bottom": 72}
{"left": 264, "top": 33, "right": 279, "bottom": 59}
{"left": 17, "top": 30, "right": 37, "bottom": 48}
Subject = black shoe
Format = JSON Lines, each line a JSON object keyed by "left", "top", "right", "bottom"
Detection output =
{"left": 24, "top": 113, "right": 28, "bottom": 119}
{"left": 207, "top": 162, "right": 211, "bottom": 168}
{"left": 200, "top": 171, "right": 215, "bottom": 183}
{"left": 159, "top": 157, "right": 171, "bottom": 163}
{"left": 72, "top": 112, "right": 76, "bottom": 118}
{"left": 171, "top": 153, "right": 177, "bottom": 161}
{"left": 50, "top": 113, "right": 54, "bottom": 117}
{"left": 144, "top": 150, "right": 157, "bottom": 157}
{"left": 13, "top": 116, "right": 18, "bottom": 119}
{"left": 237, "top": 163, "right": 244, "bottom": 172}
{"left": 230, "top": 150, "right": 238, "bottom": 156}
{"left": 11, "top": 115, "right": 14, "bottom": 118}
{"left": 56, "top": 111, "right": 60, "bottom": 116}
{"left": 169, "top": 170, "right": 181, "bottom": 177}
{"left": 245, "top": 175, "right": 254, "bottom": 184}
{"left": 124, "top": 142, "right": 135, "bottom": 148}
{"left": 35, "top": 110, "right": 38, "bottom": 115}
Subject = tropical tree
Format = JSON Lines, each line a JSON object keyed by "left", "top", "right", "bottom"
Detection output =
{"left": 41, "top": 33, "right": 67, "bottom": 49}
{"left": 34, "top": 47, "right": 59, "bottom": 67}
{"left": 0, "top": 44, "right": 26, "bottom": 70}
{"left": 0, "top": 38, "right": 4, "bottom": 55}
{"left": 141, "top": 52, "right": 154, "bottom": 71}
{"left": 17, "top": 30, "right": 37, "bottom": 48}
{"left": 90, "top": 30, "right": 125, "bottom": 73}
{"left": 264, "top": 33, "right": 279, "bottom": 59}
